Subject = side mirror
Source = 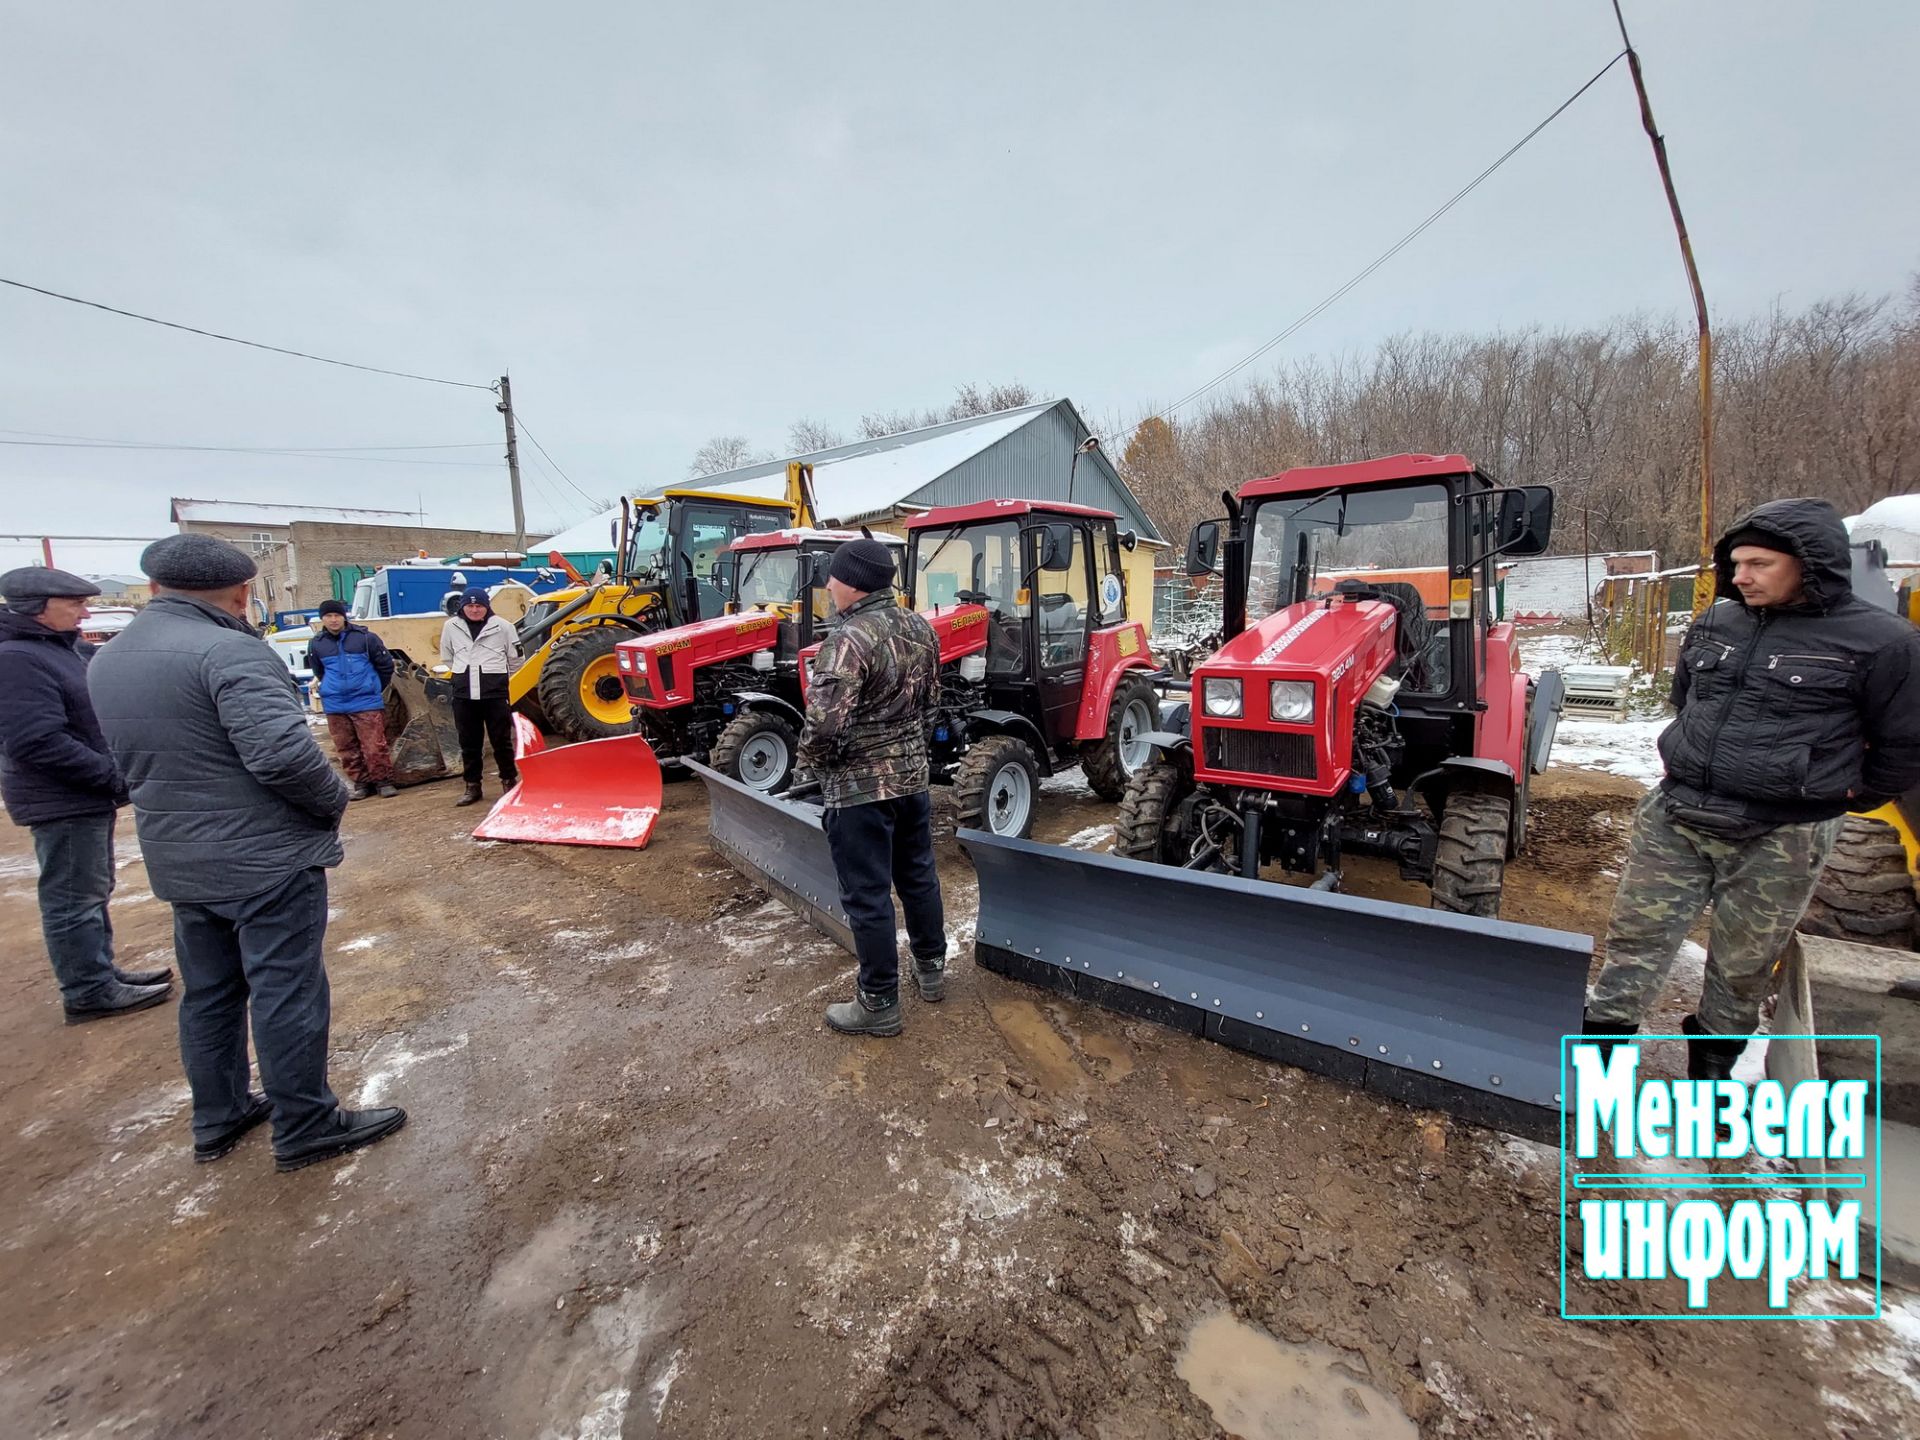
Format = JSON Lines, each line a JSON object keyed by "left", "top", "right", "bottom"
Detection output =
{"left": 1038, "top": 522, "right": 1076, "bottom": 572}
{"left": 807, "top": 553, "right": 833, "bottom": 587}
{"left": 1501, "top": 486, "right": 1554, "bottom": 557}
{"left": 1118, "top": 529, "right": 1138, "bottom": 553}
{"left": 1186, "top": 519, "right": 1222, "bottom": 577}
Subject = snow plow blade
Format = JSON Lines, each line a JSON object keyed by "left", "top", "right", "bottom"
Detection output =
{"left": 383, "top": 663, "right": 464, "bottom": 785}
{"left": 959, "top": 830, "right": 1592, "bottom": 1140}
{"left": 472, "top": 733, "right": 661, "bottom": 848}
{"left": 686, "top": 760, "right": 853, "bottom": 953}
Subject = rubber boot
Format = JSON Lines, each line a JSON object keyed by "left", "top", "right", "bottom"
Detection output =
{"left": 454, "top": 783, "right": 483, "bottom": 808}
{"left": 912, "top": 954, "right": 947, "bottom": 1003}
{"left": 1682, "top": 1013, "right": 1747, "bottom": 1081}
{"left": 825, "top": 989, "right": 903, "bottom": 1037}
{"left": 1580, "top": 1014, "right": 1638, "bottom": 1065}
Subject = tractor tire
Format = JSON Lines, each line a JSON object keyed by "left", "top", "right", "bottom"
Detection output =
{"left": 1082, "top": 675, "right": 1160, "bottom": 803}
{"left": 710, "top": 709, "right": 799, "bottom": 794}
{"left": 1799, "top": 816, "right": 1917, "bottom": 949}
{"left": 952, "top": 735, "right": 1040, "bottom": 839}
{"left": 536, "top": 626, "right": 633, "bottom": 742}
{"left": 1112, "top": 758, "right": 1195, "bottom": 866}
{"left": 1431, "top": 787, "right": 1511, "bottom": 918}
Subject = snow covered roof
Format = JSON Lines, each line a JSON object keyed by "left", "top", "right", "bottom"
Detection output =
{"left": 1846, "top": 495, "right": 1920, "bottom": 564}
{"left": 171, "top": 497, "right": 422, "bottom": 528}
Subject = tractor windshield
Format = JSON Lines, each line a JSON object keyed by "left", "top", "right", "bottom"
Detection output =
{"left": 911, "top": 520, "right": 1025, "bottom": 675}
{"left": 1247, "top": 483, "right": 1450, "bottom": 615}
{"left": 626, "top": 512, "right": 669, "bottom": 578}
{"left": 734, "top": 548, "right": 802, "bottom": 609}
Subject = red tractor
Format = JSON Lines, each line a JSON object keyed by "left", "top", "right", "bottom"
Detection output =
{"left": 796, "top": 499, "right": 1162, "bottom": 838}
{"left": 615, "top": 529, "right": 904, "bottom": 793}
{"left": 1116, "top": 454, "right": 1561, "bottom": 916}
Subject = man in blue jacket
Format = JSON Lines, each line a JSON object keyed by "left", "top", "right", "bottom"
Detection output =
{"left": 0, "top": 567, "right": 174, "bottom": 1023}
{"left": 308, "top": 599, "right": 397, "bottom": 799}
{"left": 90, "top": 535, "right": 405, "bottom": 1171}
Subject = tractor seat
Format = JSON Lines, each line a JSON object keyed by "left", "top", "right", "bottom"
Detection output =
{"left": 1370, "top": 581, "right": 1435, "bottom": 692}
{"left": 1037, "top": 592, "right": 1080, "bottom": 631}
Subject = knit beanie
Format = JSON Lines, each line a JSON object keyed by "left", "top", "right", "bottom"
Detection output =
{"left": 828, "top": 539, "right": 896, "bottom": 593}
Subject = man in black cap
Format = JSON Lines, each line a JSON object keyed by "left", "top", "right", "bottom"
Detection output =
{"left": 309, "top": 598, "right": 397, "bottom": 799}
{"left": 796, "top": 538, "right": 948, "bottom": 1037}
{"left": 0, "top": 566, "right": 174, "bottom": 1022}
{"left": 1586, "top": 499, "right": 1920, "bottom": 1077}
{"left": 89, "top": 534, "right": 406, "bottom": 1171}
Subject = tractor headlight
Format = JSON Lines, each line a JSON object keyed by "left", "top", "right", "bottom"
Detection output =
{"left": 1201, "top": 677, "right": 1243, "bottom": 718}
{"left": 1269, "top": 679, "right": 1315, "bottom": 723}
{"left": 617, "top": 650, "right": 633, "bottom": 671}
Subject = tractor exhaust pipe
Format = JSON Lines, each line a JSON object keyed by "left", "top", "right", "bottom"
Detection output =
{"left": 1220, "top": 489, "right": 1247, "bottom": 641}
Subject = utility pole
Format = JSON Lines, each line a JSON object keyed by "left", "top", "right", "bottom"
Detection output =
{"left": 496, "top": 373, "right": 527, "bottom": 553}
{"left": 1611, "top": 0, "right": 1713, "bottom": 618}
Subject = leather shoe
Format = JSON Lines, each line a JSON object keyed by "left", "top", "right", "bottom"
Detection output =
{"left": 64, "top": 981, "right": 172, "bottom": 1025}
{"left": 454, "top": 783, "right": 483, "bottom": 807}
{"left": 825, "top": 989, "right": 902, "bottom": 1037}
{"left": 195, "top": 1093, "right": 272, "bottom": 1163}
{"left": 113, "top": 964, "right": 175, "bottom": 988}
{"left": 274, "top": 1106, "right": 408, "bottom": 1172}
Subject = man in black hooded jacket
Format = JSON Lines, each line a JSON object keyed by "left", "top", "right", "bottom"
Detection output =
{"left": 1586, "top": 498, "right": 1920, "bottom": 1078}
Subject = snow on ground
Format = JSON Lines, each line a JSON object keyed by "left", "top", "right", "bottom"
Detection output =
{"left": 1517, "top": 630, "right": 1604, "bottom": 675}
{"left": 1549, "top": 717, "right": 1671, "bottom": 787}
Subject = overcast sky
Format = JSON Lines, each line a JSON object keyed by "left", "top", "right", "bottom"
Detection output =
{"left": 4, "top": 1, "right": 1914, "bottom": 577}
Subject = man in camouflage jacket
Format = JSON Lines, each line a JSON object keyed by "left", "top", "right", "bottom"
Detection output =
{"left": 1586, "top": 498, "right": 1920, "bottom": 1080}
{"left": 797, "top": 538, "right": 947, "bottom": 1036}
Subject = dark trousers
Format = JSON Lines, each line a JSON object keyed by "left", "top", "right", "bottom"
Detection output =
{"left": 172, "top": 867, "right": 339, "bottom": 1150}
{"left": 821, "top": 791, "right": 946, "bottom": 997}
{"left": 31, "top": 813, "right": 119, "bottom": 1008}
{"left": 325, "top": 708, "right": 393, "bottom": 783}
{"left": 451, "top": 693, "right": 516, "bottom": 785}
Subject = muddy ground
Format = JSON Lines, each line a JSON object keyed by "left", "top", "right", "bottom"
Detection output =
{"left": 1, "top": 761, "right": 1912, "bottom": 1439}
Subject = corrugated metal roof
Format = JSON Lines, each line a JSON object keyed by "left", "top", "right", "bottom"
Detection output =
{"left": 172, "top": 497, "right": 421, "bottom": 527}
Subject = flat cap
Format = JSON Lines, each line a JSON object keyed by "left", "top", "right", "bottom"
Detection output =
{"left": 0, "top": 566, "right": 102, "bottom": 601}
{"left": 141, "top": 534, "right": 258, "bottom": 590}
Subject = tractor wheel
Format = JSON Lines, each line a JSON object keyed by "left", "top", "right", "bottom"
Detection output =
{"left": 536, "top": 626, "right": 633, "bottom": 741}
{"left": 1431, "top": 787, "right": 1511, "bottom": 918}
{"left": 710, "top": 709, "right": 798, "bottom": 794}
{"left": 1082, "top": 676, "right": 1160, "bottom": 803}
{"left": 953, "top": 735, "right": 1040, "bottom": 839}
{"left": 1800, "top": 816, "right": 1917, "bottom": 948}
{"left": 1112, "top": 758, "right": 1196, "bottom": 866}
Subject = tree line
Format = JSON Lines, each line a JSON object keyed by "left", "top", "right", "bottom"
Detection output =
{"left": 1115, "top": 277, "right": 1920, "bottom": 565}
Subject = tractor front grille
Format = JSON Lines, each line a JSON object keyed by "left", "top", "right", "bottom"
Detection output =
{"left": 1203, "top": 726, "right": 1318, "bottom": 781}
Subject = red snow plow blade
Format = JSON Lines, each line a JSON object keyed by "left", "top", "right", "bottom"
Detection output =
{"left": 471, "top": 730, "right": 662, "bottom": 848}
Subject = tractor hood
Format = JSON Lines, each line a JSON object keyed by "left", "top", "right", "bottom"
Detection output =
{"left": 798, "top": 602, "right": 990, "bottom": 703}
{"left": 617, "top": 610, "right": 781, "bottom": 709}
{"left": 1207, "top": 597, "right": 1397, "bottom": 680}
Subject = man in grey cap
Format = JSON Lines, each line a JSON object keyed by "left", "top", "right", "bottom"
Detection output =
{"left": 0, "top": 566, "right": 174, "bottom": 1022}
{"left": 90, "top": 534, "right": 406, "bottom": 1170}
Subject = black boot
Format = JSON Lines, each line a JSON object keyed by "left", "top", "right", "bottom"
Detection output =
{"left": 500, "top": 770, "right": 520, "bottom": 792}
{"left": 454, "top": 782, "right": 483, "bottom": 807}
{"left": 349, "top": 781, "right": 375, "bottom": 801}
{"left": 274, "top": 1107, "right": 408, "bottom": 1173}
{"left": 912, "top": 954, "right": 947, "bottom": 1003}
{"left": 194, "top": 1093, "right": 272, "bottom": 1163}
{"left": 1682, "top": 1014, "right": 1748, "bottom": 1081}
{"left": 1580, "top": 1014, "right": 1638, "bottom": 1065}
{"left": 825, "top": 989, "right": 903, "bottom": 1037}
{"left": 376, "top": 782, "right": 399, "bottom": 798}
{"left": 64, "top": 981, "right": 173, "bottom": 1024}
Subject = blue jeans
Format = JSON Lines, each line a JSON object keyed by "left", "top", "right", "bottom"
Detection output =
{"left": 31, "top": 813, "right": 119, "bottom": 1008}
{"left": 171, "top": 867, "right": 340, "bottom": 1150}
{"left": 821, "top": 791, "right": 946, "bottom": 997}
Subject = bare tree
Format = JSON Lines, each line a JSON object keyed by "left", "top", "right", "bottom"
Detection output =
{"left": 687, "top": 435, "right": 769, "bottom": 477}
{"left": 788, "top": 419, "right": 846, "bottom": 453}
{"left": 859, "top": 379, "right": 1040, "bottom": 439}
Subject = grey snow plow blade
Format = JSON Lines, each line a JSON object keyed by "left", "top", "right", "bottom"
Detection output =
{"left": 687, "top": 761, "right": 853, "bottom": 954}
{"left": 959, "top": 829, "right": 1593, "bottom": 1140}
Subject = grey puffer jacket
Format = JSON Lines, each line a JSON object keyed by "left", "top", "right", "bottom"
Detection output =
{"left": 88, "top": 595, "right": 351, "bottom": 902}
{"left": 1659, "top": 498, "right": 1920, "bottom": 830}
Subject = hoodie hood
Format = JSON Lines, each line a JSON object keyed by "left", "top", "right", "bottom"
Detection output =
{"left": 1712, "top": 497, "right": 1852, "bottom": 612}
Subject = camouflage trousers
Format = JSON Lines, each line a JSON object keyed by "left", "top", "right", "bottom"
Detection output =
{"left": 1587, "top": 793, "right": 1843, "bottom": 1033}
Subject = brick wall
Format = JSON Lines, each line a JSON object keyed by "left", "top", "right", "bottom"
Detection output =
{"left": 176, "top": 519, "right": 524, "bottom": 611}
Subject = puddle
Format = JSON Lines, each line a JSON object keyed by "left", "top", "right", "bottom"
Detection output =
{"left": 1075, "top": 1030, "right": 1135, "bottom": 1083}
{"left": 1175, "top": 1312, "right": 1416, "bottom": 1440}
{"left": 986, "top": 999, "right": 1088, "bottom": 1095}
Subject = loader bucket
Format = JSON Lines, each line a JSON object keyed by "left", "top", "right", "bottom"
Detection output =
{"left": 472, "top": 733, "right": 662, "bottom": 848}
{"left": 685, "top": 761, "right": 854, "bottom": 953}
{"left": 384, "top": 663, "right": 464, "bottom": 784}
{"left": 959, "top": 830, "right": 1593, "bottom": 1140}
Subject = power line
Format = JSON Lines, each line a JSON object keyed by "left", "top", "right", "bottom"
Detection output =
{"left": 509, "top": 410, "right": 599, "bottom": 507}
{"left": 0, "top": 427, "right": 496, "bottom": 453}
{"left": 0, "top": 275, "right": 493, "bottom": 391}
{"left": 1156, "top": 49, "right": 1629, "bottom": 421}
{"left": 0, "top": 438, "right": 501, "bottom": 468}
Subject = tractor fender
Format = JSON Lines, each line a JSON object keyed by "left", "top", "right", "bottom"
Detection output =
{"left": 728, "top": 690, "right": 805, "bottom": 730}
{"left": 964, "top": 709, "right": 1054, "bottom": 775}
{"left": 1527, "top": 669, "right": 1566, "bottom": 775}
{"left": 1072, "top": 632, "right": 1158, "bottom": 743}
{"left": 1142, "top": 730, "right": 1192, "bottom": 755}
{"left": 1412, "top": 756, "right": 1517, "bottom": 812}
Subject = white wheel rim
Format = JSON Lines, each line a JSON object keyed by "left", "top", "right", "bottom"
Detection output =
{"left": 1118, "top": 698, "right": 1155, "bottom": 774}
{"left": 987, "top": 761, "right": 1033, "bottom": 835}
{"left": 738, "top": 731, "right": 789, "bottom": 790}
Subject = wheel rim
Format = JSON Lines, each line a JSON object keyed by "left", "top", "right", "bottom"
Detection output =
{"left": 1117, "top": 698, "right": 1155, "bottom": 775}
{"left": 986, "top": 761, "right": 1033, "bottom": 835}
{"left": 581, "top": 656, "right": 630, "bottom": 726}
{"left": 737, "top": 730, "right": 789, "bottom": 791}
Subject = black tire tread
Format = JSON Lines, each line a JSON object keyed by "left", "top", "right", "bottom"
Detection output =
{"left": 1800, "top": 816, "right": 1916, "bottom": 948}
{"left": 1083, "top": 675, "right": 1159, "bottom": 803}
{"left": 952, "top": 734, "right": 1040, "bottom": 840}
{"left": 1431, "top": 788, "right": 1510, "bottom": 918}
{"left": 1112, "top": 759, "right": 1191, "bottom": 864}
{"left": 709, "top": 709, "right": 798, "bottom": 793}
{"left": 534, "top": 626, "right": 630, "bottom": 742}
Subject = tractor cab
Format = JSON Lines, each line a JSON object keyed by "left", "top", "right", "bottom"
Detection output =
{"left": 728, "top": 528, "right": 905, "bottom": 663}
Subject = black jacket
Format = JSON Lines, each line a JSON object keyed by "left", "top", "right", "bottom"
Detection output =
{"left": 1658, "top": 498, "right": 1920, "bottom": 829}
{"left": 0, "top": 606, "right": 126, "bottom": 826}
